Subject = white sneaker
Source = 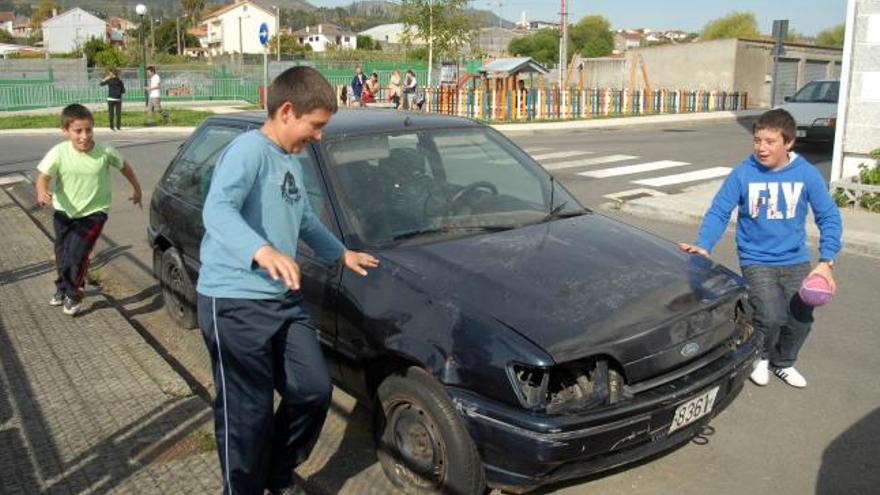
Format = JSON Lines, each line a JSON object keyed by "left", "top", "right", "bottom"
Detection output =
{"left": 774, "top": 367, "right": 807, "bottom": 388}
{"left": 750, "top": 359, "right": 770, "bottom": 386}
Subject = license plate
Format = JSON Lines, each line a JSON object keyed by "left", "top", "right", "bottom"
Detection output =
{"left": 668, "top": 386, "right": 719, "bottom": 433}
{"left": 796, "top": 130, "right": 807, "bottom": 138}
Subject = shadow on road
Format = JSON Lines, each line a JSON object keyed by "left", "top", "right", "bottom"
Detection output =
{"left": 816, "top": 407, "right": 880, "bottom": 495}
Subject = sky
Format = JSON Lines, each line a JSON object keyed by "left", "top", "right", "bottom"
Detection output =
{"left": 312, "top": 0, "right": 848, "bottom": 36}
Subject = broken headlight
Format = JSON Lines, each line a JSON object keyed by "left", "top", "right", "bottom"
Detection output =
{"left": 509, "top": 357, "right": 623, "bottom": 414}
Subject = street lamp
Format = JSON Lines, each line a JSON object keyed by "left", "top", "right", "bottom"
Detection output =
{"left": 135, "top": 4, "right": 147, "bottom": 106}
{"left": 274, "top": 5, "right": 281, "bottom": 62}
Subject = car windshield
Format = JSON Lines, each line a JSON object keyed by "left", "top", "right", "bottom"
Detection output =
{"left": 323, "top": 127, "right": 585, "bottom": 247}
{"left": 789, "top": 81, "right": 839, "bottom": 103}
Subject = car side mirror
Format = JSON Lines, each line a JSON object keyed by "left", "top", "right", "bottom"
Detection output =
{"left": 783, "top": 96, "right": 792, "bottom": 102}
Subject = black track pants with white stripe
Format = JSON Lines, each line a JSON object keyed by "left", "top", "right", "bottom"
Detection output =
{"left": 197, "top": 292, "right": 332, "bottom": 495}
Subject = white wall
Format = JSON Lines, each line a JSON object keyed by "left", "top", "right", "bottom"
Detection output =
{"left": 833, "top": 0, "right": 880, "bottom": 180}
{"left": 43, "top": 10, "right": 106, "bottom": 53}
{"left": 212, "top": 3, "right": 276, "bottom": 55}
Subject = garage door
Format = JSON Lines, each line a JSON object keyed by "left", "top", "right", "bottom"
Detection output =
{"left": 774, "top": 59, "right": 799, "bottom": 105}
{"left": 804, "top": 60, "right": 829, "bottom": 83}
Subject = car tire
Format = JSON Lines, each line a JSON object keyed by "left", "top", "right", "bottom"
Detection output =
{"left": 159, "top": 248, "right": 198, "bottom": 329}
{"left": 375, "top": 366, "right": 486, "bottom": 495}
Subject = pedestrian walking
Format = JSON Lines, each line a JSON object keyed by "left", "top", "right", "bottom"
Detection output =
{"left": 679, "top": 108, "right": 842, "bottom": 389}
{"left": 403, "top": 69, "right": 418, "bottom": 110}
{"left": 145, "top": 66, "right": 162, "bottom": 121}
{"left": 99, "top": 67, "right": 125, "bottom": 131}
{"left": 196, "top": 66, "right": 379, "bottom": 495}
{"left": 350, "top": 65, "right": 366, "bottom": 106}
{"left": 387, "top": 68, "right": 401, "bottom": 109}
{"left": 35, "top": 104, "right": 143, "bottom": 316}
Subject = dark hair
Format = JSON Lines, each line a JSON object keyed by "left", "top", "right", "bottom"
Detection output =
{"left": 267, "top": 66, "right": 337, "bottom": 118}
{"left": 146, "top": 65, "right": 156, "bottom": 73}
{"left": 61, "top": 103, "right": 94, "bottom": 128}
{"left": 754, "top": 108, "right": 797, "bottom": 143}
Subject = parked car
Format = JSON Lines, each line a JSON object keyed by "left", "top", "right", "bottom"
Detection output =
{"left": 148, "top": 110, "right": 761, "bottom": 494}
{"left": 777, "top": 79, "right": 840, "bottom": 144}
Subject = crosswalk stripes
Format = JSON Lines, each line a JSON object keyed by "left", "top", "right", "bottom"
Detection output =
{"left": 541, "top": 157, "right": 621, "bottom": 171}
{"left": 579, "top": 160, "right": 690, "bottom": 179}
{"left": 530, "top": 150, "right": 593, "bottom": 161}
{"left": 632, "top": 167, "right": 732, "bottom": 187}
{"left": 523, "top": 147, "right": 552, "bottom": 154}
{"left": 553, "top": 154, "right": 638, "bottom": 168}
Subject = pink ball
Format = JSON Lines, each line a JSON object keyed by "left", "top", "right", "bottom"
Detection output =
{"left": 799, "top": 274, "right": 835, "bottom": 307}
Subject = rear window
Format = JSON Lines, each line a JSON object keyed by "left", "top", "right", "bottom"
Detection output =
{"left": 790, "top": 81, "right": 839, "bottom": 103}
{"left": 164, "top": 124, "right": 243, "bottom": 204}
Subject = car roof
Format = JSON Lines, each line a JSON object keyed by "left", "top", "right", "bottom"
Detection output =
{"left": 205, "top": 108, "right": 482, "bottom": 139}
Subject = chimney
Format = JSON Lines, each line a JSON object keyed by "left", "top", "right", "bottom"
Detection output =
{"left": 306, "top": 25, "right": 310, "bottom": 33}
{"left": 318, "top": 24, "right": 322, "bottom": 34}
{"left": 51, "top": 8, "right": 57, "bottom": 17}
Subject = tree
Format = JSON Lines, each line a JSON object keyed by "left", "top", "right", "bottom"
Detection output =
{"left": 82, "top": 37, "right": 112, "bottom": 67}
{"left": 30, "top": 0, "right": 62, "bottom": 29}
{"left": 569, "top": 15, "right": 614, "bottom": 58}
{"left": 153, "top": 19, "right": 198, "bottom": 55}
{"left": 181, "top": 0, "right": 205, "bottom": 23}
{"left": 0, "top": 29, "right": 13, "bottom": 44}
{"left": 508, "top": 29, "right": 560, "bottom": 66}
{"left": 785, "top": 28, "right": 803, "bottom": 43}
{"left": 357, "top": 35, "right": 378, "bottom": 50}
{"left": 701, "top": 11, "right": 760, "bottom": 40}
{"left": 400, "top": 0, "right": 474, "bottom": 59}
{"left": 817, "top": 24, "right": 845, "bottom": 47}
{"left": 268, "top": 33, "right": 311, "bottom": 57}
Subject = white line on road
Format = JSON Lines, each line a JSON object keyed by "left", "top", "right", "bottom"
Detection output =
{"left": 523, "top": 147, "right": 551, "bottom": 153}
{"left": 603, "top": 187, "right": 667, "bottom": 201}
{"left": 542, "top": 156, "right": 632, "bottom": 171}
{"left": 531, "top": 151, "right": 594, "bottom": 161}
{"left": 579, "top": 160, "right": 690, "bottom": 179}
{"left": 632, "top": 167, "right": 732, "bottom": 187}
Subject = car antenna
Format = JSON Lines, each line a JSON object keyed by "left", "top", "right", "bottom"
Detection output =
{"left": 548, "top": 174, "right": 555, "bottom": 215}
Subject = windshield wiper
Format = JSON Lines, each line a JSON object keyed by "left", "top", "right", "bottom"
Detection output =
{"left": 391, "top": 224, "right": 513, "bottom": 243}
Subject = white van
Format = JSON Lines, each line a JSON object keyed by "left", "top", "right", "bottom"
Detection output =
{"left": 777, "top": 79, "right": 839, "bottom": 144}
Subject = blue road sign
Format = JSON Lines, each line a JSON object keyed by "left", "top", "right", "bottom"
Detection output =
{"left": 259, "top": 22, "right": 270, "bottom": 46}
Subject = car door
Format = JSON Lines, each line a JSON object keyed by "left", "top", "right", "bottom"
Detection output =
{"left": 159, "top": 123, "right": 246, "bottom": 278}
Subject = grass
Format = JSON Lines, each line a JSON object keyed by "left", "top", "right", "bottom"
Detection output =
{"left": 0, "top": 108, "right": 214, "bottom": 130}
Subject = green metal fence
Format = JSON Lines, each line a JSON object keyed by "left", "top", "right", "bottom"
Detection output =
{"left": 0, "top": 77, "right": 261, "bottom": 111}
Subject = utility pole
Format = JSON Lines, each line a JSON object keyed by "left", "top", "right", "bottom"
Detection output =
{"left": 428, "top": 0, "right": 433, "bottom": 87}
{"left": 558, "top": 0, "right": 567, "bottom": 90}
{"left": 276, "top": 6, "right": 281, "bottom": 61}
{"left": 176, "top": 15, "right": 181, "bottom": 56}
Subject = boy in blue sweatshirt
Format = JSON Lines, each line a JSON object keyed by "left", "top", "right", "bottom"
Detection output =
{"left": 197, "top": 66, "right": 378, "bottom": 495}
{"left": 680, "top": 109, "right": 841, "bottom": 389}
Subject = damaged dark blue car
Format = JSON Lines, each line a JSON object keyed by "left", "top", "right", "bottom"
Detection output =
{"left": 149, "top": 110, "right": 761, "bottom": 494}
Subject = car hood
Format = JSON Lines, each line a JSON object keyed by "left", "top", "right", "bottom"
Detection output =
{"left": 778, "top": 101, "right": 837, "bottom": 126}
{"left": 378, "top": 213, "right": 744, "bottom": 375}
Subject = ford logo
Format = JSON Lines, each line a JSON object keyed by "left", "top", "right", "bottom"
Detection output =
{"left": 680, "top": 342, "right": 700, "bottom": 357}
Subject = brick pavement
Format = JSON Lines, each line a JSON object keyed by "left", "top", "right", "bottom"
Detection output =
{"left": 0, "top": 187, "right": 222, "bottom": 493}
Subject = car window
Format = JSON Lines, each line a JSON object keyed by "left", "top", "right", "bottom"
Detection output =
{"left": 164, "top": 125, "right": 243, "bottom": 204}
{"left": 790, "top": 81, "right": 839, "bottom": 103}
{"left": 324, "top": 127, "right": 580, "bottom": 247}
{"left": 297, "top": 150, "right": 334, "bottom": 227}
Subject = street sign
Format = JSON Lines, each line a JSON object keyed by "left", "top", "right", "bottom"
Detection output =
{"left": 259, "top": 22, "right": 270, "bottom": 46}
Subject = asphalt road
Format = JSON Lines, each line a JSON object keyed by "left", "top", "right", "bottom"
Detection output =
{"left": 1, "top": 121, "right": 875, "bottom": 495}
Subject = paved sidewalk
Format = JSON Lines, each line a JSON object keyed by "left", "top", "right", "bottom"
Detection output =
{"left": 611, "top": 180, "right": 880, "bottom": 258}
{"left": 0, "top": 187, "right": 221, "bottom": 493}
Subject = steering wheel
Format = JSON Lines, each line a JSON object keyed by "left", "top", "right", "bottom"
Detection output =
{"left": 447, "top": 181, "right": 498, "bottom": 214}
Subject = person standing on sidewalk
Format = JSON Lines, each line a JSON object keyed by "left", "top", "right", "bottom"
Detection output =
{"left": 99, "top": 67, "right": 125, "bottom": 131}
{"left": 197, "top": 66, "right": 378, "bottom": 495}
{"left": 35, "top": 104, "right": 143, "bottom": 316}
{"left": 145, "top": 66, "right": 162, "bottom": 121}
{"left": 679, "top": 108, "right": 842, "bottom": 389}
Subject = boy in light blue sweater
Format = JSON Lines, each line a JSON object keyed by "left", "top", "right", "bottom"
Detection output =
{"left": 680, "top": 109, "right": 842, "bottom": 389}
{"left": 197, "top": 67, "right": 378, "bottom": 495}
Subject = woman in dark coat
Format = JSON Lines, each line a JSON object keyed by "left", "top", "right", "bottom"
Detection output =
{"left": 99, "top": 68, "right": 125, "bottom": 131}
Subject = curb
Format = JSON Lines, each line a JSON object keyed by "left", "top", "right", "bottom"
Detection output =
{"left": 0, "top": 109, "right": 765, "bottom": 136}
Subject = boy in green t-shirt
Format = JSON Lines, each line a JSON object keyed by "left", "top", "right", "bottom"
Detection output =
{"left": 35, "top": 104, "right": 143, "bottom": 316}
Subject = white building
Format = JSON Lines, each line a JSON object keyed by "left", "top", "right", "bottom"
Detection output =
{"left": 42, "top": 8, "right": 107, "bottom": 53}
{"left": 0, "top": 11, "right": 13, "bottom": 33}
{"left": 292, "top": 23, "right": 356, "bottom": 52}
{"left": 201, "top": 1, "right": 277, "bottom": 56}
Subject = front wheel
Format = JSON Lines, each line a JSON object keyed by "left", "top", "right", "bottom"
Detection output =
{"left": 375, "top": 366, "right": 486, "bottom": 495}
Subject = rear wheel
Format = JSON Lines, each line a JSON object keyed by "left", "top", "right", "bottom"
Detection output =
{"left": 375, "top": 366, "right": 486, "bottom": 495}
{"left": 159, "top": 248, "right": 197, "bottom": 329}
